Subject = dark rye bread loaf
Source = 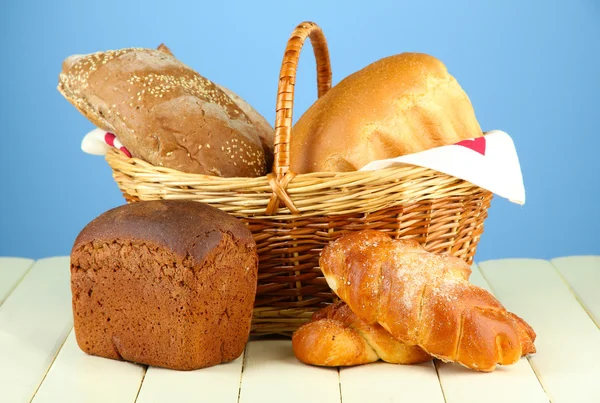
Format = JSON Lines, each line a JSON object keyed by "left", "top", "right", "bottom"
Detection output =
{"left": 58, "top": 46, "right": 268, "bottom": 177}
{"left": 70, "top": 200, "right": 258, "bottom": 370}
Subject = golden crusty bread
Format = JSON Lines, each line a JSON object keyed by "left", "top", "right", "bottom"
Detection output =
{"left": 319, "top": 230, "right": 536, "bottom": 372}
{"left": 58, "top": 47, "right": 266, "bottom": 177}
{"left": 292, "top": 301, "right": 431, "bottom": 367}
{"left": 290, "top": 53, "right": 483, "bottom": 173}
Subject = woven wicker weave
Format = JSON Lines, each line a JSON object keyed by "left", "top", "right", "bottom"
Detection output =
{"left": 105, "top": 21, "right": 493, "bottom": 336}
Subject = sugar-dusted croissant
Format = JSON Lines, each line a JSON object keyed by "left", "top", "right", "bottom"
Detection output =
{"left": 292, "top": 301, "right": 431, "bottom": 367}
{"left": 320, "top": 230, "right": 536, "bottom": 372}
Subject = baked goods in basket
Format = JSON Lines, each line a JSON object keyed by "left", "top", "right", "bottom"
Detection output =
{"left": 290, "top": 52, "right": 483, "bottom": 173}
{"left": 58, "top": 45, "right": 269, "bottom": 177}
{"left": 217, "top": 84, "right": 275, "bottom": 170}
{"left": 156, "top": 43, "right": 275, "bottom": 170}
{"left": 70, "top": 200, "right": 258, "bottom": 370}
{"left": 62, "top": 20, "right": 495, "bottom": 339}
{"left": 317, "top": 230, "right": 536, "bottom": 372}
{"left": 292, "top": 301, "right": 431, "bottom": 366}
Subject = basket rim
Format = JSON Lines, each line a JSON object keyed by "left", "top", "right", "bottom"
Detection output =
{"left": 107, "top": 147, "right": 456, "bottom": 183}
{"left": 105, "top": 147, "right": 488, "bottom": 191}
{"left": 106, "top": 148, "right": 492, "bottom": 220}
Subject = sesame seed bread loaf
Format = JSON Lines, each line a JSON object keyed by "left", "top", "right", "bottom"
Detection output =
{"left": 70, "top": 200, "right": 259, "bottom": 370}
{"left": 58, "top": 46, "right": 268, "bottom": 177}
{"left": 217, "top": 84, "right": 275, "bottom": 171}
{"left": 156, "top": 43, "right": 275, "bottom": 170}
{"left": 290, "top": 53, "right": 483, "bottom": 173}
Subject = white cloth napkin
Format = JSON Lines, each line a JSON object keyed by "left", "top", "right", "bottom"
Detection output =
{"left": 359, "top": 130, "right": 525, "bottom": 204}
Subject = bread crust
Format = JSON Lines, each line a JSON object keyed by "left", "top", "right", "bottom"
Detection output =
{"left": 70, "top": 200, "right": 259, "bottom": 370}
{"left": 320, "top": 230, "right": 536, "bottom": 372}
{"left": 58, "top": 48, "right": 266, "bottom": 177}
{"left": 292, "top": 301, "right": 431, "bottom": 366}
{"left": 290, "top": 53, "right": 483, "bottom": 173}
{"left": 217, "top": 84, "right": 274, "bottom": 171}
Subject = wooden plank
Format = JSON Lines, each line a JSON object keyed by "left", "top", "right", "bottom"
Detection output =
{"left": 340, "top": 361, "right": 445, "bottom": 403}
{"left": 239, "top": 339, "right": 340, "bottom": 403}
{"left": 435, "top": 264, "right": 548, "bottom": 403}
{"left": 32, "top": 329, "right": 145, "bottom": 403}
{"left": 0, "top": 257, "right": 73, "bottom": 403}
{"left": 479, "top": 258, "right": 600, "bottom": 403}
{"left": 551, "top": 256, "right": 600, "bottom": 327}
{"left": 0, "top": 257, "right": 34, "bottom": 305}
{"left": 136, "top": 353, "right": 244, "bottom": 403}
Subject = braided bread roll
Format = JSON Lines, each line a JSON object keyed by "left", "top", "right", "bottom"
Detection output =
{"left": 320, "top": 230, "right": 536, "bottom": 372}
{"left": 292, "top": 301, "right": 431, "bottom": 367}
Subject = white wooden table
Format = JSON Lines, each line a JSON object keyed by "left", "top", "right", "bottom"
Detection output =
{"left": 1, "top": 256, "right": 599, "bottom": 403}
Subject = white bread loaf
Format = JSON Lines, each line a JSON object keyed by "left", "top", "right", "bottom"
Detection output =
{"left": 290, "top": 53, "right": 483, "bottom": 173}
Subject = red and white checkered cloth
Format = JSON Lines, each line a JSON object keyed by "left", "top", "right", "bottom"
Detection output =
{"left": 81, "top": 128, "right": 131, "bottom": 158}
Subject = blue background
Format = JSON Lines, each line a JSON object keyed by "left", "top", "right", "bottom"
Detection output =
{"left": 1, "top": 0, "right": 598, "bottom": 261}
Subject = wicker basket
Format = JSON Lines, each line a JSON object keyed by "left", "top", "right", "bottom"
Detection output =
{"left": 105, "top": 21, "right": 493, "bottom": 336}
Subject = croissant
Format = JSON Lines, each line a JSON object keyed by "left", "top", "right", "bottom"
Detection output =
{"left": 319, "top": 230, "right": 536, "bottom": 372}
{"left": 292, "top": 301, "right": 431, "bottom": 367}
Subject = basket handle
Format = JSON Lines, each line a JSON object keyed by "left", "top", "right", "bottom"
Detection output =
{"left": 266, "top": 21, "right": 332, "bottom": 215}
{"left": 273, "top": 21, "right": 332, "bottom": 178}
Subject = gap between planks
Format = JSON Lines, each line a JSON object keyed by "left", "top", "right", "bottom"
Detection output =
{"left": 29, "top": 328, "right": 73, "bottom": 402}
{"left": 550, "top": 256, "right": 600, "bottom": 329}
{"left": 133, "top": 366, "right": 149, "bottom": 403}
{"left": 0, "top": 257, "right": 35, "bottom": 306}
{"left": 434, "top": 361, "right": 449, "bottom": 403}
{"left": 237, "top": 343, "right": 248, "bottom": 403}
